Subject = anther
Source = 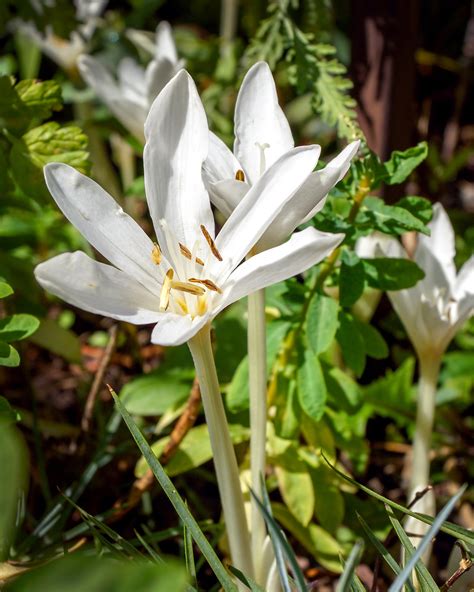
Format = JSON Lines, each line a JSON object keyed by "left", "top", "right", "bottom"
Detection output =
{"left": 235, "top": 169, "right": 245, "bottom": 182}
{"left": 151, "top": 243, "right": 162, "bottom": 265}
{"left": 159, "top": 268, "right": 174, "bottom": 311}
{"left": 179, "top": 243, "right": 204, "bottom": 266}
{"left": 170, "top": 281, "right": 205, "bottom": 296}
{"left": 200, "top": 225, "right": 223, "bottom": 261}
{"left": 188, "top": 278, "right": 223, "bottom": 294}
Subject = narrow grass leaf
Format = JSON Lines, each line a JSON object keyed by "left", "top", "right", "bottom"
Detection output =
{"left": 228, "top": 566, "right": 266, "bottom": 591}
{"left": 336, "top": 539, "right": 364, "bottom": 592}
{"left": 183, "top": 521, "right": 197, "bottom": 588}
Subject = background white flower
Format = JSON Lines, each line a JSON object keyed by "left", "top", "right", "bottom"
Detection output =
{"left": 78, "top": 22, "right": 183, "bottom": 141}
{"left": 35, "top": 70, "right": 344, "bottom": 346}
{"left": 203, "top": 60, "right": 360, "bottom": 251}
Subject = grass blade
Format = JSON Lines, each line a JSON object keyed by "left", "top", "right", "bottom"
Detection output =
{"left": 111, "top": 388, "right": 237, "bottom": 592}
{"left": 357, "top": 513, "right": 415, "bottom": 592}
{"left": 322, "top": 454, "right": 472, "bottom": 545}
{"left": 250, "top": 484, "right": 306, "bottom": 592}
{"left": 228, "top": 566, "right": 266, "bottom": 591}
{"left": 336, "top": 539, "right": 364, "bottom": 592}
{"left": 183, "top": 520, "right": 197, "bottom": 588}
{"left": 388, "top": 486, "right": 466, "bottom": 592}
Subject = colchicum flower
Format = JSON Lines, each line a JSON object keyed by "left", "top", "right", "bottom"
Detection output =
{"left": 378, "top": 204, "right": 474, "bottom": 357}
{"left": 35, "top": 70, "right": 344, "bottom": 347}
{"left": 78, "top": 22, "right": 182, "bottom": 142}
{"left": 15, "top": 0, "right": 107, "bottom": 74}
{"left": 203, "top": 61, "right": 360, "bottom": 251}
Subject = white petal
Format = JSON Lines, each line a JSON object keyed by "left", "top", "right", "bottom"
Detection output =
{"left": 216, "top": 227, "right": 343, "bottom": 311}
{"left": 417, "top": 203, "right": 456, "bottom": 285}
{"left": 299, "top": 141, "right": 361, "bottom": 224}
{"left": 415, "top": 240, "right": 452, "bottom": 296}
{"left": 151, "top": 312, "right": 209, "bottom": 346}
{"left": 455, "top": 256, "right": 474, "bottom": 298}
{"left": 117, "top": 57, "right": 148, "bottom": 106}
{"left": 234, "top": 61, "right": 294, "bottom": 184}
{"left": 44, "top": 163, "right": 161, "bottom": 294}
{"left": 144, "top": 70, "right": 214, "bottom": 253}
{"left": 155, "top": 21, "right": 178, "bottom": 63}
{"left": 35, "top": 251, "right": 162, "bottom": 324}
{"left": 145, "top": 58, "right": 178, "bottom": 103}
{"left": 203, "top": 132, "right": 241, "bottom": 185}
{"left": 78, "top": 55, "right": 147, "bottom": 141}
{"left": 214, "top": 146, "right": 320, "bottom": 280}
{"left": 208, "top": 179, "right": 250, "bottom": 218}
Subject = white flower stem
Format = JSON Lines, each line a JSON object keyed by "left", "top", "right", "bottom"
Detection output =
{"left": 247, "top": 288, "right": 268, "bottom": 581}
{"left": 406, "top": 352, "right": 441, "bottom": 557}
{"left": 188, "top": 324, "right": 254, "bottom": 580}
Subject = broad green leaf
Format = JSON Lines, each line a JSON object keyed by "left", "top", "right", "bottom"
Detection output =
{"left": 362, "top": 258, "right": 425, "bottom": 291}
{"left": 0, "top": 281, "right": 13, "bottom": 299}
{"left": 339, "top": 251, "right": 365, "bottom": 307}
{"left": 120, "top": 368, "right": 193, "bottom": 417}
{"left": 0, "top": 423, "right": 29, "bottom": 561}
{"left": 310, "top": 464, "right": 345, "bottom": 533}
{"left": 382, "top": 142, "right": 428, "bottom": 185}
{"left": 4, "top": 554, "right": 188, "bottom": 592}
{"left": 357, "top": 196, "right": 430, "bottom": 236}
{"left": 273, "top": 375, "right": 300, "bottom": 439}
{"left": 297, "top": 350, "right": 327, "bottom": 421}
{"left": 395, "top": 196, "right": 433, "bottom": 224}
{"left": 336, "top": 312, "right": 366, "bottom": 377}
{"left": 301, "top": 416, "right": 336, "bottom": 460}
{"left": 30, "top": 318, "right": 82, "bottom": 363}
{"left": 0, "top": 313, "right": 39, "bottom": 342}
{"left": 135, "top": 423, "right": 249, "bottom": 478}
{"left": 0, "top": 344, "right": 20, "bottom": 367}
{"left": 324, "top": 365, "right": 361, "bottom": 413}
{"left": 306, "top": 292, "right": 339, "bottom": 353}
{"left": 355, "top": 320, "right": 388, "bottom": 359}
{"left": 227, "top": 321, "right": 290, "bottom": 412}
{"left": 275, "top": 459, "right": 314, "bottom": 526}
{"left": 272, "top": 503, "right": 343, "bottom": 573}
{"left": 0, "top": 396, "right": 20, "bottom": 426}
{"left": 111, "top": 390, "right": 237, "bottom": 592}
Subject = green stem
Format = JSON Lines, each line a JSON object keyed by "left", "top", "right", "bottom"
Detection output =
{"left": 247, "top": 288, "right": 268, "bottom": 581}
{"left": 188, "top": 325, "right": 254, "bottom": 580}
{"left": 220, "top": 0, "right": 239, "bottom": 57}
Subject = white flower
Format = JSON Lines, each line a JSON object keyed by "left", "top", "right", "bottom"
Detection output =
{"left": 78, "top": 22, "right": 183, "bottom": 142}
{"left": 364, "top": 205, "right": 474, "bottom": 357}
{"left": 35, "top": 70, "right": 344, "bottom": 346}
{"left": 203, "top": 61, "right": 360, "bottom": 251}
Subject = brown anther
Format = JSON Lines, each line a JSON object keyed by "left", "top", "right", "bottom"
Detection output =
{"left": 200, "top": 225, "right": 223, "bottom": 261}
{"left": 159, "top": 268, "right": 174, "bottom": 311}
{"left": 235, "top": 169, "right": 245, "bottom": 182}
{"left": 170, "top": 281, "right": 205, "bottom": 296}
{"left": 151, "top": 243, "right": 162, "bottom": 265}
{"left": 179, "top": 243, "right": 204, "bottom": 266}
{"left": 188, "top": 278, "right": 223, "bottom": 294}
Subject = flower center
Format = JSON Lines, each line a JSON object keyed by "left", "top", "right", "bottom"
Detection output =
{"left": 153, "top": 220, "right": 223, "bottom": 318}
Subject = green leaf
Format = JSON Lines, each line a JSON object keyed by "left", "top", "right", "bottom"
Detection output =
{"left": 340, "top": 251, "right": 365, "bottom": 307}
{"left": 227, "top": 567, "right": 266, "bottom": 592}
{"left": 273, "top": 375, "right": 300, "bottom": 440}
{"left": 0, "top": 344, "right": 20, "bottom": 367}
{"left": 9, "top": 122, "right": 89, "bottom": 200}
{"left": 336, "top": 540, "right": 364, "bottom": 592}
{"left": 135, "top": 423, "right": 249, "bottom": 478}
{"left": 0, "top": 396, "right": 20, "bottom": 426}
{"left": 275, "top": 458, "right": 315, "bottom": 526}
{"left": 306, "top": 293, "right": 339, "bottom": 353}
{"left": 4, "top": 554, "right": 188, "bottom": 592}
{"left": 381, "top": 142, "right": 428, "bottom": 185}
{"left": 111, "top": 390, "right": 238, "bottom": 592}
{"left": 336, "top": 312, "right": 366, "bottom": 377}
{"left": 0, "top": 281, "right": 13, "bottom": 299}
{"left": 30, "top": 318, "right": 82, "bottom": 363}
{"left": 297, "top": 350, "right": 327, "bottom": 421}
{"left": 362, "top": 258, "right": 425, "bottom": 291}
{"left": 120, "top": 368, "right": 193, "bottom": 417}
{"left": 324, "top": 364, "right": 361, "bottom": 413}
{"left": 395, "top": 196, "right": 433, "bottom": 224}
{"left": 0, "top": 313, "right": 39, "bottom": 342}
{"left": 358, "top": 196, "right": 430, "bottom": 236}
{"left": 310, "top": 464, "right": 345, "bottom": 533}
{"left": 355, "top": 320, "right": 388, "bottom": 359}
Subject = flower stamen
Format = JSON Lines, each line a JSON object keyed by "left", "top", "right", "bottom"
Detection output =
{"left": 200, "top": 224, "right": 223, "bottom": 261}
{"left": 159, "top": 268, "right": 174, "bottom": 311}
{"left": 235, "top": 169, "right": 245, "bottom": 182}
{"left": 179, "top": 242, "right": 204, "bottom": 266}
{"left": 151, "top": 243, "right": 162, "bottom": 265}
{"left": 188, "top": 277, "right": 223, "bottom": 294}
{"left": 170, "top": 280, "right": 205, "bottom": 296}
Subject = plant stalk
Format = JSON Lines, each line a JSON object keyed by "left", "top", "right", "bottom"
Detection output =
{"left": 188, "top": 325, "right": 254, "bottom": 580}
{"left": 247, "top": 288, "right": 268, "bottom": 581}
{"left": 406, "top": 352, "right": 441, "bottom": 557}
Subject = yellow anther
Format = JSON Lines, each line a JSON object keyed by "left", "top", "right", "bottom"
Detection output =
{"left": 197, "top": 296, "right": 208, "bottom": 316}
{"left": 170, "top": 281, "right": 205, "bottom": 296}
{"left": 151, "top": 243, "right": 162, "bottom": 265}
{"left": 200, "top": 225, "right": 223, "bottom": 261}
{"left": 179, "top": 242, "right": 204, "bottom": 266}
{"left": 188, "top": 277, "right": 222, "bottom": 294}
{"left": 235, "top": 169, "right": 245, "bottom": 182}
{"left": 159, "top": 268, "right": 174, "bottom": 311}
{"left": 175, "top": 297, "right": 189, "bottom": 314}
